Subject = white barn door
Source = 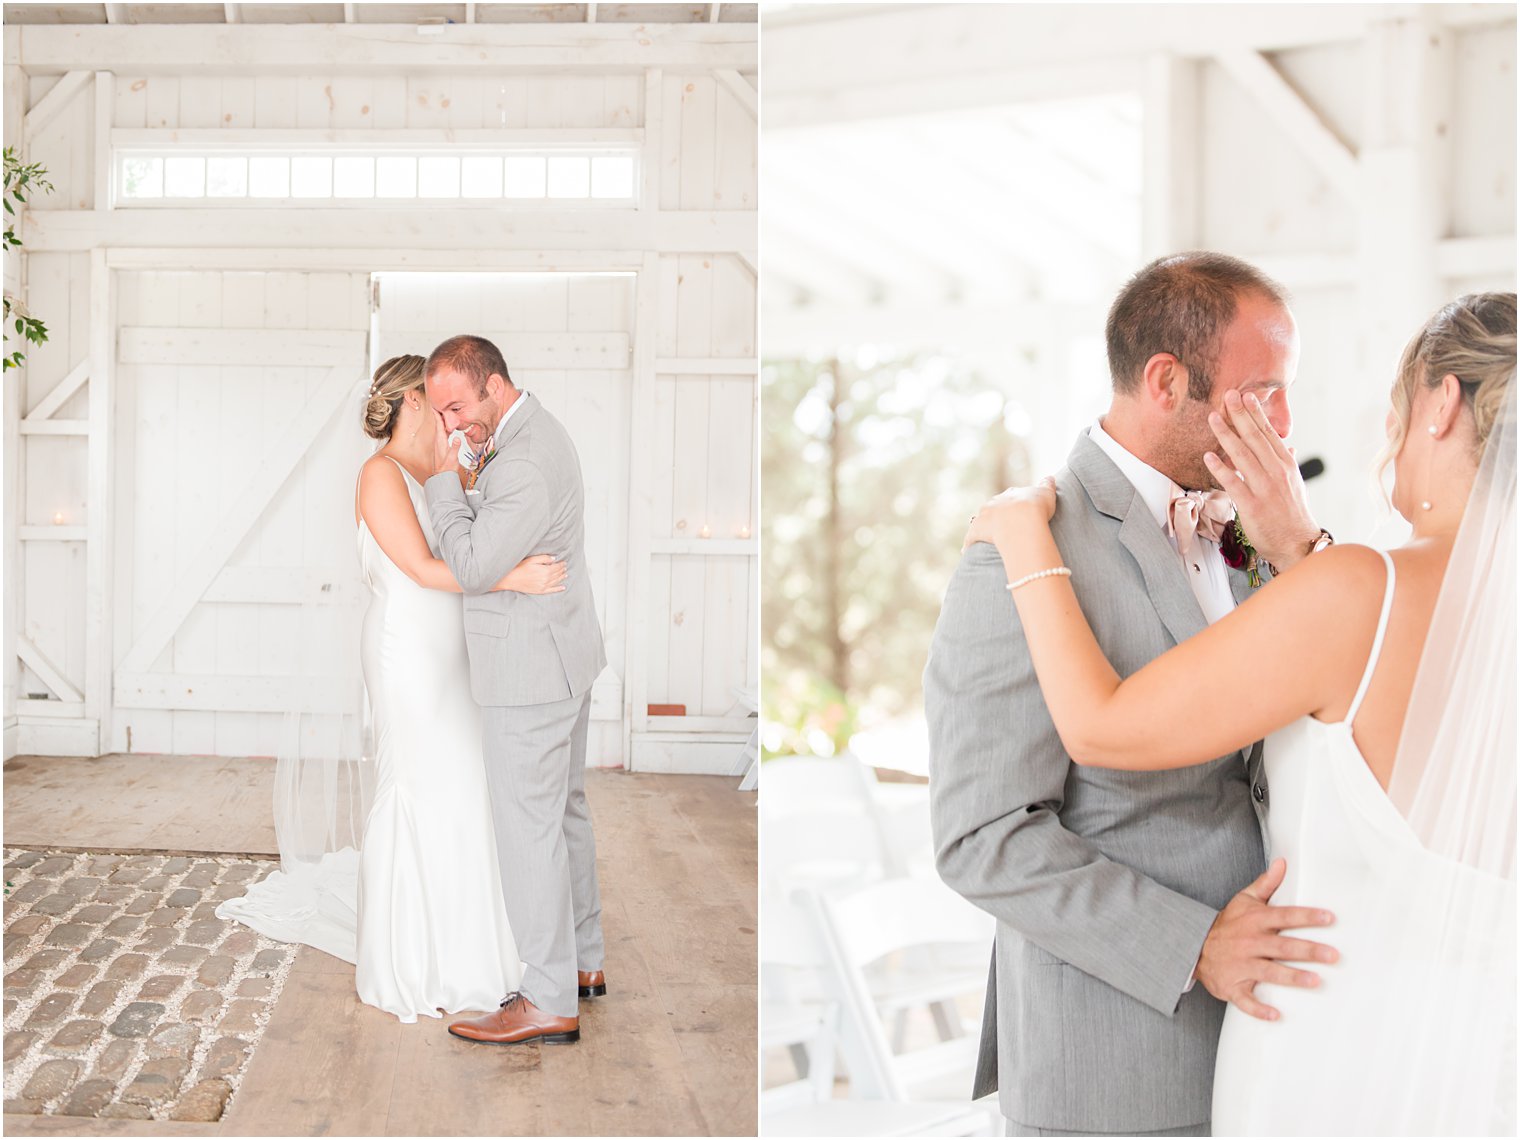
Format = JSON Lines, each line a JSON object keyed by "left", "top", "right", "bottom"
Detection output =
{"left": 109, "top": 269, "right": 372, "bottom": 758}
{"left": 372, "top": 271, "right": 632, "bottom": 766}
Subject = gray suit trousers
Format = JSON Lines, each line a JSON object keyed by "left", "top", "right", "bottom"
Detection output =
{"left": 480, "top": 691, "right": 605, "bottom": 1017}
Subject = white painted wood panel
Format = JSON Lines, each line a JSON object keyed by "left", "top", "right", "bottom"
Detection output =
{"left": 107, "top": 268, "right": 371, "bottom": 756}
{"left": 112, "top": 74, "right": 654, "bottom": 132}
{"left": 7, "top": 28, "right": 757, "bottom": 772}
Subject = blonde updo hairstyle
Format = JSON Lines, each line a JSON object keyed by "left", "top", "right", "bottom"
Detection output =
{"left": 362, "top": 354, "right": 427, "bottom": 440}
{"left": 1382, "top": 292, "right": 1516, "bottom": 476}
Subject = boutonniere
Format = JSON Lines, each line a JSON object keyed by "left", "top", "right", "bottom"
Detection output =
{"left": 1219, "top": 514, "right": 1263, "bottom": 588}
{"left": 465, "top": 445, "right": 498, "bottom": 491}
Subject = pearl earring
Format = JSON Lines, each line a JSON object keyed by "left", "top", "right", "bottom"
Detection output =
{"left": 1428, "top": 425, "right": 1438, "bottom": 436}
{"left": 1422, "top": 500, "right": 1433, "bottom": 510}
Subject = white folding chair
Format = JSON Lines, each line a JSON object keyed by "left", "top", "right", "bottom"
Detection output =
{"left": 761, "top": 753, "right": 882, "bottom": 818}
{"left": 761, "top": 812, "right": 891, "bottom": 899}
{"left": 761, "top": 893, "right": 995, "bottom": 1138}
{"left": 761, "top": 892, "right": 837, "bottom": 1109}
{"left": 729, "top": 684, "right": 759, "bottom": 791}
{"left": 801, "top": 877, "right": 997, "bottom": 1113}
{"left": 871, "top": 780, "right": 936, "bottom": 880}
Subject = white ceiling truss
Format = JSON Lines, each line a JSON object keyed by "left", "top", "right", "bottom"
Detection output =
{"left": 4, "top": 3, "right": 756, "bottom": 26}
{"left": 762, "top": 3, "right": 1516, "bottom": 353}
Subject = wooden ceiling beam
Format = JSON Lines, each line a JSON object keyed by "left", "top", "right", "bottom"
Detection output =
{"left": 12, "top": 23, "right": 755, "bottom": 73}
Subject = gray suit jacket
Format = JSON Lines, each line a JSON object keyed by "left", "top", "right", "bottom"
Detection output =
{"left": 925, "top": 431, "right": 1269, "bottom": 1133}
{"left": 425, "top": 392, "right": 607, "bottom": 708}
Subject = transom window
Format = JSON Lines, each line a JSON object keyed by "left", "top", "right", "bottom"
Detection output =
{"left": 116, "top": 150, "right": 638, "bottom": 205}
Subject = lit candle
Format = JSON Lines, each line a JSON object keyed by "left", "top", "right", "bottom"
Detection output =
{"left": 736, "top": 525, "right": 751, "bottom": 540}
{"left": 52, "top": 511, "right": 65, "bottom": 526}
{"left": 699, "top": 524, "right": 712, "bottom": 539}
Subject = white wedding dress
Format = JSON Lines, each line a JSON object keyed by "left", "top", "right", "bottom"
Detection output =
{"left": 219, "top": 457, "right": 522, "bottom": 1022}
{"left": 1211, "top": 551, "right": 1515, "bottom": 1135}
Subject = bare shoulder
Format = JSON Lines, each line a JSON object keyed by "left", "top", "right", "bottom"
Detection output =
{"left": 1280, "top": 542, "right": 1389, "bottom": 589}
{"left": 1251, "top": 542, "right": 1390, "bottom": 624}
{"left": 359, "top": 451, "right": 403, "bottom": 485}
{"left": 357, "top": 453, "right": 410, "bottom": 517}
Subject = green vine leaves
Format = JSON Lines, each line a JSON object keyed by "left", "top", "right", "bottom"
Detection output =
{"left": 4, "top": 147, "right": 54, "bottom": 371}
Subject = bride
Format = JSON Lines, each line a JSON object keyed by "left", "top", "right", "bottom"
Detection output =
{"left": 966, "top": 292, "right": 1515, "bottom": 1135}
{"left": 218, "top": 354, "right": 567, "bottom": 1023}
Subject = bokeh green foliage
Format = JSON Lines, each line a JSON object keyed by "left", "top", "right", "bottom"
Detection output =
{"left": 761, "top": 350, "right": 1033, "bottom": 758}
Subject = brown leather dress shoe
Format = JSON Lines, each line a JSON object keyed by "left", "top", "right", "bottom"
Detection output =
{"left": 578, "top": 969, "right": 607, "bottom": 999}
{"left": 447, "top": 993, "right": 579, "bottom": 1045}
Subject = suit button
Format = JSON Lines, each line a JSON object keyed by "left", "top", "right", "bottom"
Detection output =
{"left": 1252, "top": 784, "right": 1266, "bottom": 803}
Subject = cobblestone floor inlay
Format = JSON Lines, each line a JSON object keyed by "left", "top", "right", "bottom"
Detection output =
{"left": 3, "top": 849, "right": 295, "bottom": 1122}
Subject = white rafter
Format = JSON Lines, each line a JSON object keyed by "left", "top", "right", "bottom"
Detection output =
{"left": 23, "top": 208, "right": 756, "bottom": 255}
{"left": 1214, "top": 48, "right": 1360, "bottom": 203}
{"left": 23, "top": 358, "right": 91, "bottom": 424}
{"left": 23, "top": 70, "right": 92, "bottom": 144}
{"left": 14, "top": 23, "right": 756, "bottom": 72}
{"left": 713, "top": 69, "right": 756, "bottom": 119}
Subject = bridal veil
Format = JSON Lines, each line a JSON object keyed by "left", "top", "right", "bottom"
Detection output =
{"left": 215, "top": 414, "right": 374, "bottom": 965}
{"left": 1379, "top": 330, "right": 1516, "bottom": 1132}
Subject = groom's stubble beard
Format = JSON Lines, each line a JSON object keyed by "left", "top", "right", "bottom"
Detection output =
{"left": 1153, "top": 391, "right": 1223, "bottom": 492}
{"left": 467, "top": 389, "right": 504, "bottom": 448}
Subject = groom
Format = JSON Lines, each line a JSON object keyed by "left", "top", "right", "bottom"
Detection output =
{"left": 927, "top": 253, "right": 1338, "bottom": 1135}
{"left": 423, "top": 334, "right": 608, "bottom": 1046}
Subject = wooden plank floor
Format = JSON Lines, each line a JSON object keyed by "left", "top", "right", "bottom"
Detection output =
{"left": 3, "top": 755, "right": 758, "bottom": 1137}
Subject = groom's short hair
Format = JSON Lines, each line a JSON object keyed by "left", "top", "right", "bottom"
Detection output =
{"left": 1106, "top": 252, "right": 1289, "bottom": 400}
{"left": 426, "top": 334, "right": 513, "bottom": 398}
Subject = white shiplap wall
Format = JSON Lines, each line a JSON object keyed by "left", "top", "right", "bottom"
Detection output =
{"left": 4, "top": 24, "right": 758, "bottom": 772}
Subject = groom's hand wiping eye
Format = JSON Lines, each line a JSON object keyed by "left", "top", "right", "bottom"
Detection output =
{"left": 1203, "top": 391, "right": 1320, "bottom": 573}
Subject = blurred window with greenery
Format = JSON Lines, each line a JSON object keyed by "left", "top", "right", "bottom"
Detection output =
{"left": 761, "top": 350, "right": 1035, "bottom": 770}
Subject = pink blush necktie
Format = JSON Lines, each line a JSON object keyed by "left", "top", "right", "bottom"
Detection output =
{"left": 1167, "top": 487, "right": 1235, "bottom": 560}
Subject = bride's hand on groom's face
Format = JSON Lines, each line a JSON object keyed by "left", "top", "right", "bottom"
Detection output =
{"left": 1204, "top": 390, "right": 1319, "bottom": 571}
{"left": 1195, "top": 858, "right": 1338, "bottom": 1022}
{"left": 963, "top": 477, "right": 1058, "bottom": 552}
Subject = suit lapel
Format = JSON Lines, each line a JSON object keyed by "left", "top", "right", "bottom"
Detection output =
{"left": 1070, "top": 431, "right": 1260, "bottom": 770}
{"left": 474, "top": 392, "right": 537, "bottom": 489}
{"left": 496, "top": 390, "right": 538, "bottom": 451}
{"left": 1068, "top": 433, "right": 1207, "bottom": 649}
{"left": 1118, "top": 508, "right": 1208, "bottom": 647}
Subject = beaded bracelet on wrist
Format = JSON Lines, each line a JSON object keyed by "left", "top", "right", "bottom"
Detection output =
{"left": 1006, "top": 566, "right": 1072, "bottom": 592}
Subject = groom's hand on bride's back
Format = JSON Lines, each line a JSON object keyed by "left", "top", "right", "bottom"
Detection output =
{"left": 1195, "top": 858, "right": 1338, "bottom": 1022}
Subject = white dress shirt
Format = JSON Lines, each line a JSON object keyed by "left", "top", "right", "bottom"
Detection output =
{"left": 1089, "top": 419, "right": 1236, "bottom": 625}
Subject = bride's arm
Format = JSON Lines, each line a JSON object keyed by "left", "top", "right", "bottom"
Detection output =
{"left": 358, "top": 459, "right": 565, "bottom": 595}
{"left": 967, "top": 488, "right": 1385, "bottom": 771}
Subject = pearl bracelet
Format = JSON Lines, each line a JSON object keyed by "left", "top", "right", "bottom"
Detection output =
{"left": 1006, "top": 566, "right": 1072, "bottom": 592}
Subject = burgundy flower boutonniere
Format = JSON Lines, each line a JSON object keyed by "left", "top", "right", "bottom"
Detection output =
{"left": 1220, "top": 514, "right": 1263, "bottom": 588}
